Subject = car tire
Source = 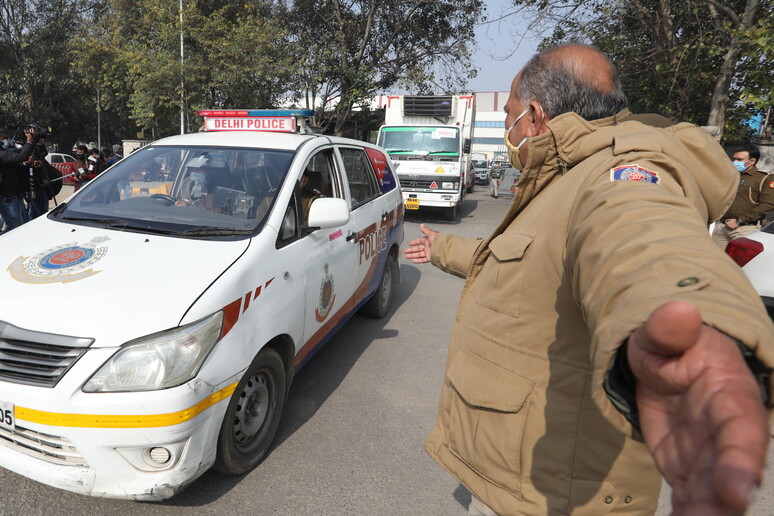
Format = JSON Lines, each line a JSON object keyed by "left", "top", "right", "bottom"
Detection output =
{"left": 214, "top": 348, "right": 286, "bottom": 476}
{"left": 467, "top": 181, "right": 474, "bottom": 193}
{"left": 443, "top": 205, "right": 457, "bottom": 221}
{"left": 360, "top": 255, "right": 397, "bottom": 319}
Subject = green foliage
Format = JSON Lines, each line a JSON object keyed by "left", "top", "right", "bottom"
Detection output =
{"left": 288, "top": 0, "right": 484, "bottom": 135}
{"left": 1, "top": 0, "right": 483, "bottom": 145}
{"left": 510, "top": 0, "right": 772, "bottom": 142}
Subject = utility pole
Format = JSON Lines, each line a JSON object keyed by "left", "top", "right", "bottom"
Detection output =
{"left": 179, "top": 0, "right": 185, "bottom": 135}
{"left": 97, "top": 87, "right": 102, "bottom": 150}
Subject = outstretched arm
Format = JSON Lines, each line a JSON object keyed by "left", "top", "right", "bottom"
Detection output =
{"left": 628, "top": 301, "right": 768, "bottom": 515}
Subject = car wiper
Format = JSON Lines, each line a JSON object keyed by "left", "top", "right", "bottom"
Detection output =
{"left": 62, "top": 216, "right": 128, "bottom": 225}
{"left": 103, "top": 221, "right": 178, "bottom": 235}
{"left": 386, "top": 149, "right": 415, "bottom": 153}
{"left": 425, "top": 151, "right": 458, "bottom": 156}
{"left": 176, "top": 227, "right": 253, "bottom": 237}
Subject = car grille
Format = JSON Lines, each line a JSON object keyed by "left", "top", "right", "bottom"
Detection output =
{"left": 0, "top": 322, "right": 93, "bottom": 387}
{"left": 0, "top": 423, "right": 88, "bottom": 467}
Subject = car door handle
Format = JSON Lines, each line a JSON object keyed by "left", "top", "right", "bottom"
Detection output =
{"left": 346, "top": 231, "right": 357, "bottom": 242}
{"left": 381, "top": 211, "right": 388, "bottom": 221}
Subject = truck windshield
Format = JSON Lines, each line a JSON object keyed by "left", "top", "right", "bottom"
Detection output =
{"left": 378, "top": 126, "right": 460, "bottom": 157}
{"left": 54, "top": 145, "right": 293, "bottom": 237}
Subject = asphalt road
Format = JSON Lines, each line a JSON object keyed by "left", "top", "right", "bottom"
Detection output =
{"left": 5, "top": 184, "right": 773, "bottom": 515}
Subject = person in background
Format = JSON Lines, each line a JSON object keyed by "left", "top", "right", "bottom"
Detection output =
{"left": 0, "top": 126, "right": 35, "bottom": 232}
{"left": 406, "top": 44, "right": 774, "bottom": 515}
{"left": 489, "top": 160, "right": 503, "bottom": 198}
{"left": 711, "top": 144, "right": 774, "bottom": 248}
{"left": 72, "top": 144, "right": 89, "bottom": 191}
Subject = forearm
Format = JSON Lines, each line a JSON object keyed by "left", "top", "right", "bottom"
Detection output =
{"left": 429, "top": 233, "right": 484, "bottom": 278}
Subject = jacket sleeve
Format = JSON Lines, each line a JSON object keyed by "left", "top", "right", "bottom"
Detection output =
{"left": 429, "top": 233, "right": 485, "bottom": 279}
{"left": 567, "top": 162, "right": 774, "bottom": 434}
{"left": 742, "top": 174, "right": 774, "bottom": 223}
{"left": 0, "top": 142, "right": 33, "bottom": 164}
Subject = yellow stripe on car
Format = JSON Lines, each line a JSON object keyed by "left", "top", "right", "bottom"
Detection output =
{"left": 15, "top": 382, "right": 238, "bottom": 429}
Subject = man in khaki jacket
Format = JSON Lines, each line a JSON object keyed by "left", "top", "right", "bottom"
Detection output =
{"left": 406, "top": 44, "right": 774, "bottom": 515}
{"left": 712, "top": 144, "right": 774, "bottom": 248}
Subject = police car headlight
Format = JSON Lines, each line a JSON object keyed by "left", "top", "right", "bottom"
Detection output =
{"left": 82, "top": 312, "right": 223, "bottom": 392}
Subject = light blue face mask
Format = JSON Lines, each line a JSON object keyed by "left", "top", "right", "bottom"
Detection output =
{"left": 733, "top": 160, "right": 748, "bottom": 172}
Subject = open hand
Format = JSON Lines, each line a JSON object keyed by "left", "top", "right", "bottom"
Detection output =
{"left": 628, "top": 301, "right": 768, "bottom": 515}
{"left": 404, "top": 224, "right": 437, "bottom": 263}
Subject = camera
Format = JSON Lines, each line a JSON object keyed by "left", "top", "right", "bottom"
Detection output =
{"left": 13, "top": 122, "right": 52, "bottom": 141}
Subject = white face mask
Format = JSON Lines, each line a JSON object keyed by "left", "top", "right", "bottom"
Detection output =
{"left": 504, "top": 105, "right": 533, "bottom": 170}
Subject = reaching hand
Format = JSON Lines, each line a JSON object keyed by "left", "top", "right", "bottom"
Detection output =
{"left": 628, "top": 301, "right": 768, "bottom": 515}
{"left": 403, "top": 224, "right": 437, "bottom": 263}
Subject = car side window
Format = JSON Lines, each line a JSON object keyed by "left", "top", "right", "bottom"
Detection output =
{"left": 339, "top": 147, "right": 380, "bottom": 209}
{"left": 277, "top": 192, "right": 300, "bottom": 248}
{"left": 300, "top": 149, "right": 341, "bottom": 223}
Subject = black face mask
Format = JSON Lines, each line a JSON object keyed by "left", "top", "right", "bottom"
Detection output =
{"left": 75, "top": 153, "right": 85, "bottom": 159}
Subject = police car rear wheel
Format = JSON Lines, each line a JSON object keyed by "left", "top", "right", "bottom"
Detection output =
{"left": 360, "top": 255, "right": 396, "bottom": 319}
{"left": 214, "top": 348, "right": 286, "bottom": 475}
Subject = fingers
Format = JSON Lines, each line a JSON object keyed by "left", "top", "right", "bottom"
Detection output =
{"left": 403, "top": 240, "right": 429, "bottom": 263}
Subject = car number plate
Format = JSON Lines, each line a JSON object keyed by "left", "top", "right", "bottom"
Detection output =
{"left": 405, "top": 198, "right": 419, "bottom": 210}
{"left": 0, "top": 400, "right": 14, "bottom": 431}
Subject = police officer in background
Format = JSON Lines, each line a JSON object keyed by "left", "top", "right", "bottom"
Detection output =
{"left": 0, "top": 126, "right": 36, "bottom": 232}
{"left": 712, "top": 144, "right": 774, "bottom": 248}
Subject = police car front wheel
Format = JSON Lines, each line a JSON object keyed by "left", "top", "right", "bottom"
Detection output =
{"left": 214, "top": 347, "right": 286, "bottom": 475}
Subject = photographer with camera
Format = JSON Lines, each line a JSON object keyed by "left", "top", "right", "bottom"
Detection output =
{"left": 20, "top": 136, "right": 60, "bottom": 220}
{"left": 0, "top": 125, "right": 36, "bottom": 233}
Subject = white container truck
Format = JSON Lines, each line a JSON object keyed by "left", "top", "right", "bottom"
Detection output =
{"left": 377, "top": 95, "right": 475, "bottom": 220}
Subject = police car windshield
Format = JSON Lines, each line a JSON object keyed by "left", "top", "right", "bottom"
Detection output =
{"left": 58, "top": 145, "right": 293, "bottom": 237}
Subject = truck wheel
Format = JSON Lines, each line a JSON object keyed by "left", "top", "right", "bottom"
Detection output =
{"left": 360, "top": 255, "right": 397, "bottom": 319}
{"left": 443, "top": 205, "right": 457, "bottom": 221}
{"left": 214, "top": 348, "right": 286, "bottom": 475}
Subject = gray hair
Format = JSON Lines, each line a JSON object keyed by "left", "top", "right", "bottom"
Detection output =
{"left": 517, "top": 44, "right": 627, "bottom": 121}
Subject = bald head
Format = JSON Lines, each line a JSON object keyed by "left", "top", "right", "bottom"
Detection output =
{"left": 516, "top": 43, "right": 627, "bottom": 121}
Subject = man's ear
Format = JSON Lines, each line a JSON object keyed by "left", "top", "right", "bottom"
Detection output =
{"left": 526, "top": 100, "right": 550, "bottom": 137}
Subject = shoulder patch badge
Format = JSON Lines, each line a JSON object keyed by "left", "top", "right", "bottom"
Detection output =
{"left": 768, "top": 181, "right": 774, "bottom": 189}
{"left": 610, "top": 164, "right": 660, "bottom": 185}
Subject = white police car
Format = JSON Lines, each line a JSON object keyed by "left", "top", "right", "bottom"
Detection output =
{"left": 0, "top": 110, "right": 404, "bottom": 500}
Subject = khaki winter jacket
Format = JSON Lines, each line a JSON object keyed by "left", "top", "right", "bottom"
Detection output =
{"left": 424, "top": 109, "right": 774, "bottom": 515}
{"left": 723, "top": 164, "right": 774, "bottom": 224}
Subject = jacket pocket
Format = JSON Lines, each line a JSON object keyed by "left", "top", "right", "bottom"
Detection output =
{"left": 473, "top": 232, "right": 534, "bottom": 319}
{"left": 447, "top": 349, "right": 534, "bottom": 499}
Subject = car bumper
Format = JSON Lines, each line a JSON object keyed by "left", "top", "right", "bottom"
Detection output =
{"left": 0, "top": 381, "right": 231, "bottom": 500}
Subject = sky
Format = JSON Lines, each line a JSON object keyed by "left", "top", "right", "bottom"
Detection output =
{"left": 467, "top": 0, "right": 544, "bottom": 93}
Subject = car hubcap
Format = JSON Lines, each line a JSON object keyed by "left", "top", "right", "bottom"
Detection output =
{"left": 233, "top": 371, "right": 272, "bottom": 448}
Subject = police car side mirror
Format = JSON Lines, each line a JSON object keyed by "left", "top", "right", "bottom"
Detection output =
{"left": 308, "top": 197, "right": 350, "bottom": 229}
{"left": 463, "top": 138, "right": 471, "bottom": 154}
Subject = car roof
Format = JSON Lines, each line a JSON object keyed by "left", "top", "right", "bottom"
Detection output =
{"left": 151, "top": 130, "right": 324, "bottom": 151}
{"left": 145, "top": 130, "right": 380, "bottom": 152}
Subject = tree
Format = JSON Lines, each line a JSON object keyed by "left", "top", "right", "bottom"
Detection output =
{"left": 74, "top": 0, "right": 296, "bottom": 138}
{"left": 500, "top": 0, "right": 772, "bottom": 142}
{"left": 0, "top": 0, "right": 97, "bottom": 150}
{"left": 288, "top": 0, "right": 484, "bottom": 136}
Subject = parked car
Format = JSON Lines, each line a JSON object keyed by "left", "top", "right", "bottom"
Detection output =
{"left": 44, "top": 152, "right": 77, "bottom": 185}
{"left": 0, "top": 110, "right": 404, "bottom": 500}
